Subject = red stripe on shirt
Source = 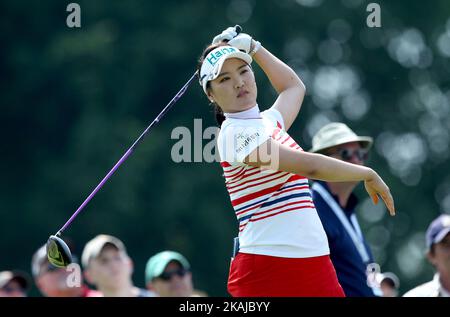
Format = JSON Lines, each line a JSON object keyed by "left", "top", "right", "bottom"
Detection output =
{"left": 227, "top": 172, "right": 288, "bottom": 194}
{"left": 250, "top": 199, "right": 314, "bottom": 218}
{"left": 223, "top": 165, "right": 242, "bottom": 174}
{"left": 285, "top": 174, "right": 307, "bottom": 182}
{"left": 234, "top": 184, "right": 310, "bottom": 215}
{"left": 231, "top": 182, "right": 285, "bottom": 207}
{"left": 281, "top": 135, "right": 292, "bottom": 144}
{"left": 224, "top": 167, "right": 246, "bottom": 179}
{"left": 226, "top": 169, "right": 264, "bottom": 186}
{"left": 251, "top": 204, "right": 315, "bottom": 222}
{"left": 227, "top": 170, "right": 285, "bottom": 190}
{"left": 226, "top": 166, "right": 260, "bottom": 182}
{"left": 271, "top": 185, "right": 310, "bottom": 198}
{"left": 272, "top": 129, "right": 281, "bottom": 139}
{"left": 239, "top": 204, "right": 315, "bottom": 231}
{"left": 237, "top": 199, "right": 313, "bottom": 220}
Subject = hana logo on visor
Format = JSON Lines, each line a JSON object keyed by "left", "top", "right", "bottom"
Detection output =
{"left": 200, "top": 46, "right": 249, "bottom": 89}
{"left": 205, "top": 46, "right": 238, "bottom": 66}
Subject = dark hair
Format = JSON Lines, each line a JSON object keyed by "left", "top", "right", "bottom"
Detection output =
{"left": 429, "top": 244, "right": 435, "bottom": 255}
{"left": 197, "top": 42, "right": 230, "bottom": 126}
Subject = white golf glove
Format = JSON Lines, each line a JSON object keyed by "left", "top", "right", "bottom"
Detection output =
{"left": 212, "top": 26, "right": 238, "bottom": 43}
{"left": 212, "top": 26, "right": 261, "bottom": 56}
{"left": 229, "top": 33, "right": 254, "bottom": 54}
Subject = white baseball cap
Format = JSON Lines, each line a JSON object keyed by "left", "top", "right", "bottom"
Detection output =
{"left": 81, "top": 234, "right": 127, "bottom": 268}
{"left": 426, "top": 214, "right": 450, "bottom": 250}
{"left": 199, "top": 45, "right": 252, "bottom": 94}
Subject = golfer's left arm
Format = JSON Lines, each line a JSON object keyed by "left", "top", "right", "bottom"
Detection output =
{"left": 253, "top": 46, "right": 305, "bottom": 131}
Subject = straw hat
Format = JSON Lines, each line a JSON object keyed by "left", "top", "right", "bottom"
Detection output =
{"left": 309, "top": 122, "right": 373, "bottom": 153}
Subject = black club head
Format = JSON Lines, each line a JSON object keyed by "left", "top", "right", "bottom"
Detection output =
{"left": 46, "top": 235, "right": 72, "bottom": 268}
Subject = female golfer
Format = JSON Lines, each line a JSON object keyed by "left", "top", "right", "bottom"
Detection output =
{"left": 198, "top": 27, "right": 395, "bottom": 297}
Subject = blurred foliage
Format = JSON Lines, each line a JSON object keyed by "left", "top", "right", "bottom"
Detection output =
{"left": 1, "top": 0, "right": 450, "bottom": 296}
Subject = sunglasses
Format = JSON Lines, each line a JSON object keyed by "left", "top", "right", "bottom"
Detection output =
{"left": 158, "top": 268, "right": 188, "bottom": 281}
{"left": 331, "top": 148, "right": 369, "bottom": 162}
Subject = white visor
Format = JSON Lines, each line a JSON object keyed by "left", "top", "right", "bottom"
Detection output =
{"left": 199, "top": 45, "right": 252, "bottom": 94}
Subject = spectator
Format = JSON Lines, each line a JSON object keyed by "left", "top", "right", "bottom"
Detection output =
{"left": 403, "top": 214, "right": 450, "bottom": 297}
{"left": 0, "top": 271, "right": 30, "bottom": 297}
{"left": 376, "top": 272, "right": 400, "bottom": 297}
{"left": 309, "top": 122, "right": 381, "bottom": 296}
{"left": 82, "top": 234, "right": 156, "bottom": 297}
{"left": 145, "top": 251, "right": 203, "bottom": 297}
{"left": 32, "top": 244, "right": 101, "bottom": 297}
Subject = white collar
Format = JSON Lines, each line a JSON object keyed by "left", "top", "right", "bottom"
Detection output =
{"left": 434, "top": 274, "right": 450, "bottom": 297}
{"left": 224, "top": 104, "right": 261, "bottom": 119}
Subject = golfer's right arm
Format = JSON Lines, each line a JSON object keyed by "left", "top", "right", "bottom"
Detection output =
{"left": 244, "top": 139, "right": 395, "bottom": 215}
{"left": 252, "top": 46, "right": 305, "bottom": 131}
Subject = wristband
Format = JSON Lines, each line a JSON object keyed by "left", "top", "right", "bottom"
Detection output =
{"left": 250, "top": 40, "right": 261, "bottom": 56}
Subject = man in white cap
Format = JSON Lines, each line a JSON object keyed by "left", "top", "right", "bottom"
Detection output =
{"left": 82, "top": 234, "right": 156, "bottom": 297}
{"left": 309, "top": 122, "right": 379, "bottom": 296}
{"left": 31, "top": 243, "right": 101, "bottom": 297}
{"left": 403, "top": 214, "right": 450, "bottom": 297}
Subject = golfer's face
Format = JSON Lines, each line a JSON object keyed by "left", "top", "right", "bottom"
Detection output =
{"left": 209, "top": 58, "right": 257, "bottom": 113}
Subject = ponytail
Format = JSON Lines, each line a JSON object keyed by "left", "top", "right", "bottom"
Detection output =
{"left": 213, "top": 103, "right": 226, "bottom": 126}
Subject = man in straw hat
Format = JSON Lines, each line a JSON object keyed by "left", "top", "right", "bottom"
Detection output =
{"left": 309, "top": 122, "right": 380, "bottom": 297}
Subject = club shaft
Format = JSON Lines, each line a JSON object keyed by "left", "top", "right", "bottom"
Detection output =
{"left": 58, "top": 71, "right": 199, "bottom": 234}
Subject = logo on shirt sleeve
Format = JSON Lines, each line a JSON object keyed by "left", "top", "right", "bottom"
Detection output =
{"left": 235, "top": 131, "right": 261, "bottom": 154}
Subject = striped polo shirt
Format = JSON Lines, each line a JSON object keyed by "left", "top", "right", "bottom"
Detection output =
{"left": 217, "top": 107, "right": 329, "bottom": 258}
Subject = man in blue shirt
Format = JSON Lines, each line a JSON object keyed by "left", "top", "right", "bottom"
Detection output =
{"left": 310, "top": 122, "right": 379, "bottom": 297}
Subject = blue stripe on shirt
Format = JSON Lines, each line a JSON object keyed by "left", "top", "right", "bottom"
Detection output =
{"left": 238, "top": 192, "right": 313, "bottom": 222}
{"left": 278, "top": 182, "right": 310, "bottom": 191}
{"left": 234, "top": 196, "right": 271, "bottom": 212}
{"left": 261, "top": 192, "right": 312, "bottom": 208}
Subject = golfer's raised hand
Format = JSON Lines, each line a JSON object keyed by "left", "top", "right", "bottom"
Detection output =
{"left": 228, "top": 33, "right": 254, "bottom": 54}
{"left": 212, "top": 26, "right": 239, "bottom": 44}
{"left": 364, "top": 171, "right": 395, "bottom": 216}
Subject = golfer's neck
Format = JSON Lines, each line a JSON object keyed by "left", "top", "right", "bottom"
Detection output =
{"left": 326, "top": 182, "right": 358, "bottom": 208}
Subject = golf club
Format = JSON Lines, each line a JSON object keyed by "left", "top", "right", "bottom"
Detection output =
{"left": 46, "top": 25, "right": 243, "bottom": 268}
{"left": 46, "top": 71, "right": 199, "bottom": 267}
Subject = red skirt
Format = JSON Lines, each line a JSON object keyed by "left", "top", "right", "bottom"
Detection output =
{"left": 228, "top": 253, "right": 345, "bottom": 297}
